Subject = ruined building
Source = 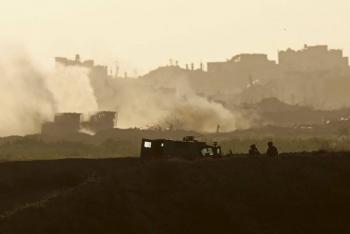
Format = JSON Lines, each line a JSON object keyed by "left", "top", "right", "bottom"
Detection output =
{"left": 42, "top": 111, "right": 117, "bottom": 137}
{"left": 278, "top": 45, "right": 349, "bottom": 75}
{"left": 55, "top": 54, "right": 108, "bottom": 77}
{"left": 205, "top": 45, "right": 350, "bottom": 92}
{"left": 207, "top": 53, "right": 280, "bottom": 89}
{"left": 82, "top": 111, "right": 117, "bottom": 133}
{"left": 42, "top": 113, "right": 82, "bottom": 136}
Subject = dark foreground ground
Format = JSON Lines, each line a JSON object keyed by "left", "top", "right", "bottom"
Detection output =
{"left": 1, "top": 153, "right": 350, "bottom": 234}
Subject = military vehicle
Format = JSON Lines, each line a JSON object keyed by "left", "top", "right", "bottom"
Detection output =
{"left": 140, "top": 136, "right": 222, "bottom": 160}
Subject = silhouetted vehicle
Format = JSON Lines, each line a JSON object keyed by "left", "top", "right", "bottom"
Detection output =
{"left": 249, "top": 144, "right": 260, "bottom": 156}
{"left": 266, "top": 141, "right": 279, "bottom": 159}
{"left": 140, "top": 136, "right": 222, "bottom": 160}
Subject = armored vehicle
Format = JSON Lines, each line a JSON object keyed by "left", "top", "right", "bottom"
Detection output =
{"left": 140, "top": 136, "right": 221, "bottom": 160}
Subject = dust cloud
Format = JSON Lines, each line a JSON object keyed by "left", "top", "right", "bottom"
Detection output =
{"left": 0, "top": 54, "right": 55, "bottom": 136}
{"left": 0, "top": 53, "right": 98, "bottom": 136}
{"left": 0, "top": 51, "right": 247, "bottom": 136}
{"left": 5, "top": 49, "right": 350, "bottom": 137}
{"left": 110, "top": 77, "right": 248, "bottom": 132}
{"left": 47, "top": 64, "right": 98, "bottom": 114}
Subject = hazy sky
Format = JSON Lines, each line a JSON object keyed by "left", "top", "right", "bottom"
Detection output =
{"left": 1, "top": 0, "right": 350, "bottom": 74}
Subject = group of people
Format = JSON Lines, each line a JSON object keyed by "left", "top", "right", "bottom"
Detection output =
{"left": 249, "top": 141, "right": 279, "bottom": 159}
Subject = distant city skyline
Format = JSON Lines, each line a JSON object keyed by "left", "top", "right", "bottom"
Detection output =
{"left": 1, "top": 0, "right": 350, "bottom": 74}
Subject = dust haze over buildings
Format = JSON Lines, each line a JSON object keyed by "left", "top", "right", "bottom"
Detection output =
{"left": 2, "top": 44, "right": 350, "bottom": 136}
{"left": 44, "top": 45, "right": 350, "bottom": 133}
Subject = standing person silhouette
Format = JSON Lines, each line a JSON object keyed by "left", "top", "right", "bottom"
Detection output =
{"left": 248, "top": 144, "right": 260, "bottom": 157}
{"left": 266, "top": 141, "right": 279, "bottom": 160}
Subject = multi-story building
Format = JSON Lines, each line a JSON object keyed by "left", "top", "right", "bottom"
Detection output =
{"left": 278, "top": 45, "right": 349, "bottom": 75}
{"left": 207, "top": 53, "right": 280, "bottom": 89}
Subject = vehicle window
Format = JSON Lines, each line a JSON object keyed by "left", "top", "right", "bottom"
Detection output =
{"left": 201, "top": 147, "right": 214, "bottom": 156}
{"left": 144, "top": 141, "right": 152, "bottom": 148}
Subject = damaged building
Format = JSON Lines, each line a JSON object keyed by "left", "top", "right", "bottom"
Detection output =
{"left": 42, "top": 113, "right": 82, "bottom": 136}
{"left": 82, "top": 111, "right": 117, "bottom": 133}
{"left": 42, "top": 111, "right": 117, "bottom": 137}
{"left": 207, "top": 53, "right": 281, "bottom": 90}
{"left": 206, "top": 45, "right": 350, "bottom": 92}
{"left": 55, "top": 54, "right": 108, "bottom": 77}
{"left": 278, "top": 44, "right": 349, "bottom": 75}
